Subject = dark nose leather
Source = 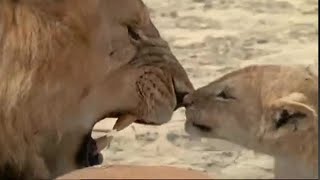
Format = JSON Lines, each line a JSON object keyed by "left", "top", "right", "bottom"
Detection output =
{"left": 182, "top": 93, "right": 194, "bottom": 108}
{"left": 174, "top": 92, "right": 189, "bottom": 110}
{"left": 172, "top": 71, "right": 195, "bottom": 110}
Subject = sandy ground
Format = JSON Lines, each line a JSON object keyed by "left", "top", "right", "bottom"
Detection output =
{"left": 93, "top": 0, "right": 318, "bottom": 179}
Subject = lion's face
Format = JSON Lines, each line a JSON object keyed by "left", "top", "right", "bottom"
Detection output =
{"left": 0, "top": 0, "right": 193, "bottom": 179}
{"left": 51, "top": 0, "right": 193, "bottom": 177}
{"left": 60, "top": 11, "right": 192, "bottom": 180}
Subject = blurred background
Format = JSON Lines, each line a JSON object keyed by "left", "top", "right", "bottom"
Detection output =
{"left": 94, "top": 0, "right": 318, "bottom": 178}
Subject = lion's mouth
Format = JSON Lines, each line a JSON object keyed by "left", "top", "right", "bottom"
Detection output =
{"left": 78, "top": 114, "right": 144, "bottom": 167}
{"left": 78, "top": 84, "right": 189, "bottom": 167}
{"left": 77, "top": 133, "right": 104, "bottom": 167}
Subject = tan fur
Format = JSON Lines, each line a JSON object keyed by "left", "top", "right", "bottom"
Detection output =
{"left": 58, "top": 165, "right": 211, "bottom": 179}
{"left": 184, "top": 65, "right": 318, "bottom": 178}
{"left": 0, "top": 0, "right": 193, "bottom": 179}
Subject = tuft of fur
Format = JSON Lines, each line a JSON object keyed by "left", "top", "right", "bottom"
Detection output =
{"left": 0, "top": 1, "right": 91, "bottom": 178}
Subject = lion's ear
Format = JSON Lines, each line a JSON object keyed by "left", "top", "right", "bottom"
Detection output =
{"left": 265, "top": 93, "right": 317, "bottom": 132}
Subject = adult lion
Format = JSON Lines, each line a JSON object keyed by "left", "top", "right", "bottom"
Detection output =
{"left": 0, "top": 0, "right": 193, "bottom": 179}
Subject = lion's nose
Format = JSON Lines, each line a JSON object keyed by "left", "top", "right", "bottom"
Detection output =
{"left": 182, "top": 93, "right": 194, "bottom": 107}
{"left": 174, "top": 92, "right": 189, "bottom": 110}
{"left": 172, "top": 75, "right": 194, "bottom": 110}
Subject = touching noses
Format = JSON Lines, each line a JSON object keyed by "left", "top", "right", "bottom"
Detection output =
{"left": 182, "top": 93, "right": 194, "bottom": 107}
{"left": 173, "top": 79, "right": 194, "bottom": 110}
{"left": 175, "top": 92, "right": 189, "bottom": 110}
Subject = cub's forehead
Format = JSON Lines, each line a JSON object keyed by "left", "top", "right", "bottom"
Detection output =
{"left": 208, "top": 66, "right": 264, "bottom": 85}
{"left": 194, "top": 65, "right": 282, "bottom": 94}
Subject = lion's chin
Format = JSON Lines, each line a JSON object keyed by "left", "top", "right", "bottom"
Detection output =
{"left": 86, "top": 137, "right": 104, "bottom": 167}
{"left": 77, "top": 114, "right": 136, "bottom": 168}
{"left": 76, "top": 133, "right": 105, "bottom": 168}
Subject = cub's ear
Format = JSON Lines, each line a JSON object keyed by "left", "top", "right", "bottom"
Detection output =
{"left": 265, "top": 93, "right": 317, "bottom": 133}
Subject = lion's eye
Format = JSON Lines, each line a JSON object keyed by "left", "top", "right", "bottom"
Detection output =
{"left": 216, "top": 89, "right": 235, "bottom": 100}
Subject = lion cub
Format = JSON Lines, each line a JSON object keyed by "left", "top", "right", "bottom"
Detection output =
{"left": 184, "top": 65, "right": 318, "bottom": 179}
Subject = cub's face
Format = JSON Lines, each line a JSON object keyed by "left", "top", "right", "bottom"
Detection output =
{"left": 184, "top": 66, "right": 317, "bottom": 158}
{"left": 184, "top": 70, "right": 262, "bottom": 147}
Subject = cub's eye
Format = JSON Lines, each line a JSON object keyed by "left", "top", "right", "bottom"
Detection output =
{"left": 216, "top": 89, "right": 236, "bottom": 100}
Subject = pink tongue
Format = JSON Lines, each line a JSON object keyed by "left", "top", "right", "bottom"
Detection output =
{"left": 112, "top": 114, "right": 137, "bottom": 131}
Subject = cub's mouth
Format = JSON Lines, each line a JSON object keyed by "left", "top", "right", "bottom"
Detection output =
{"left": 185, "top": 109, "right": 212, "bottom": 133}
{"left": 135, "top": 119, "right": 157, "bottom": 125}
{"left": 192, "top": 122, "right": 212, "bottom": 133}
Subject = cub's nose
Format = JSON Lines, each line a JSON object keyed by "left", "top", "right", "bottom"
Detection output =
{"left": 182, "top": 93, "right": 194, "bottom": 108}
